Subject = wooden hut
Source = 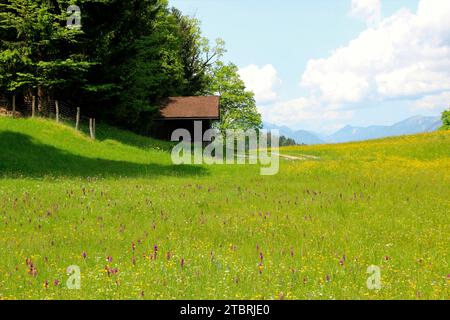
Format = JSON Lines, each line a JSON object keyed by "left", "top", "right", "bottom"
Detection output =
{"left": 153, "top": 96, "right": 220, "bottom": 141}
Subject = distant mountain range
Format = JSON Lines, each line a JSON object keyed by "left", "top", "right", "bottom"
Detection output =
{"left": 263, "top": 122, "right": 325, "bottom": 145}
{"left": 264, "top": 115, "right": 442, "bottom": 145}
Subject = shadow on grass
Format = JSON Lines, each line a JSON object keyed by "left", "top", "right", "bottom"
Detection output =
{"left": 82, "top": 123, "right": 175, "bottom": 152}
{"left": 0, "top": 131, "right": 207, "bottom": 178}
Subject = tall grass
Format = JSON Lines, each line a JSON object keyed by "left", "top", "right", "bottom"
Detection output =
{"left": 0, "top": 118, "right": 448, "bottom": 299}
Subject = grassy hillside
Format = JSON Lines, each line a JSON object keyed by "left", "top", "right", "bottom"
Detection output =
{"left": 0, "top": 117, "right": 449, "bottom": 299}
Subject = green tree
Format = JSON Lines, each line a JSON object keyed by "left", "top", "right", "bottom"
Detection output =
{"left": 79, "top": 0, "right": 169, "bottom": 127}
{"left": 78, "top": 0, "right": 220, "bottom": 132}
{"left": 171, "top": 8, "right": 225, "bottom": 96}
{"left": 207, "top": 62, "right": 262, "bottom": 132}
{"left": 0, "top": 0, "right": 90, "bottom": 108}
{"left": 111, "top": 4, "right": 186, "bottom": 132}
{"left": 0, "top": 0, "right": 241, "bottom": 136}
{"left": 279, "top": 135, "right": 297, "bottom": 146}
{"left": 441, "top": 109, "right": 450, "bottom": 130}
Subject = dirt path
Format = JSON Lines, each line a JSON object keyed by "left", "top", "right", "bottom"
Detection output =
{"left": 232, "top": 150, "right": 320, "bottom": 161}
{"left": 272, "top": 152, "right": 320, "bottom": 161}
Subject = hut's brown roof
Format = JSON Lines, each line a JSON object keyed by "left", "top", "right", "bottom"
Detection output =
{"left": 159, "top": 96, "right": 220, "bottom": 120}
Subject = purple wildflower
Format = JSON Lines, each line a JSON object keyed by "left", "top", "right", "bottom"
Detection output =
{"left": 258, "top": 262, "right": 263, "bottom": 274}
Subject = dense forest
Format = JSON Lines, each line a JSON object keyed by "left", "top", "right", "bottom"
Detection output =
{"left": 0, "top": 0, "right": 261, "bottom": 134}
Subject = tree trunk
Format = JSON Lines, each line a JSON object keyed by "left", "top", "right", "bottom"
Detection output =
{"left": 37, "top": 86, "right": 44, "bottom": 113}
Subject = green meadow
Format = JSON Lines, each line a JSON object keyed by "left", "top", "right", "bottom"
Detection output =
{"left": 0, "top": 117, "right": 449, "bottom": 300}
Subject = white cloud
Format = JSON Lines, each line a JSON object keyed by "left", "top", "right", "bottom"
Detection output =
{"left": 413, "top": 92, "right": 450, "bottom": 112}
{"left": 258, "top": 0, "right": 450, "bottom": 131}
{"left": 301, "top": 0, "right": 450, "bottom": 108}
{"left": 259, "top": 97, "right": 354, "bottom": 130}
{"left": 349, "top": 0, "right": 382, "bottom": 27}
{"left": 238, "top": 64, "right": 282, "bottom": 104}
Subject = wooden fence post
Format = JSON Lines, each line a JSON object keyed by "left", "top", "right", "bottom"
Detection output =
{"left": 12, "top": 95, "right": 16, "bottom": 117}
{"left": 55, "top": 100, "right": 59, "bottom": 123}
{"left": 89, "top": 118, "right": 94, "bottom": 139}
{"left": 32, "top": 96, "right": 36, "bottom": 117}
{"left": 75, "top": 107, "right": 80, "bottom": 130}
{"left": 93, "top": 118, "right": 96, "bottom": 140}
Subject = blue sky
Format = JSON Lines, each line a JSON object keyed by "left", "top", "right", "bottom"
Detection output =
{"left": 170, "top": 0, "right": 450, "bottom": 133}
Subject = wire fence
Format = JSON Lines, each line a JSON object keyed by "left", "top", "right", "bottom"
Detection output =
{"left": 0, "top": 95, "right": 97, "bottom": 139}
